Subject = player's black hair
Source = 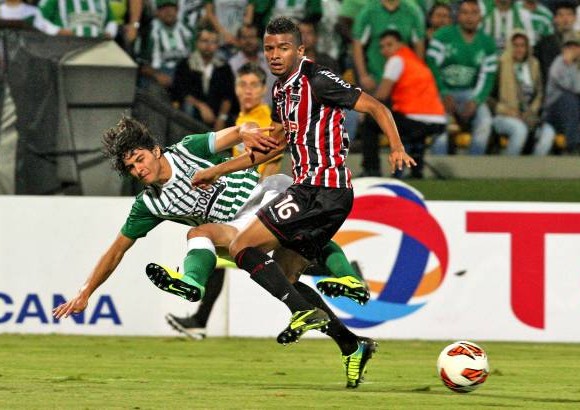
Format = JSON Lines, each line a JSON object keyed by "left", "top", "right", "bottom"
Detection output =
{"left": 102, "top": 116, "right": 160, "bottom": 176}
{"left": 379, "top": 29, "right": 402, "bottom": 42}
{"left": 237, "top": 62, "right": 267, "bottom": 85}
{"left": 265, "top": 16, "right": 302, "bottom": 46}
{"left": 553, "top": 1, "right": 577, "bottom": 14}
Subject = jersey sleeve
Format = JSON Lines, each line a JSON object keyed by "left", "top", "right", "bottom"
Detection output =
{"left": 178, "top": 133, "right": 224, "bottom": 164}
{"left": 120, "top": 195, "right": 163, "bottom": 240}
{"left": 426, "top": 31, "right": 449, "bottom": 96}
{"left": 310, "top": 67, "right": 362, "bottom": 109}
{"left": 472, "top": 37, "right": 498, "bottom": 104}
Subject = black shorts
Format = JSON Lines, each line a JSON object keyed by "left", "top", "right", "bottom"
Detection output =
{"left": 257, "top": 184, "right": 354, "bottom": 260}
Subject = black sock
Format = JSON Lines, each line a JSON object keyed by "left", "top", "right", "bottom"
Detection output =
{"left": 293, "top": 281, "right": 359, "bottom": 356}
{"left": 192, "top": 268, "right": 226, "bottom": 327}
{"left": 235, "top": 247, "right": 312, "bottom": 312}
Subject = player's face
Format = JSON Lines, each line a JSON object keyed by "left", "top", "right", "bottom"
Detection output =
{"left": 379, "top": 36, "right": 400, "bottom": 58}
{"left": 457, "top": 2, "right": 481, "bottom": 33}
{"left": 123, "top": 147, "right": 162, "bottom": 185}
{"left": 263, "top": 32, "right": 304, "bottom": 80}
{"left": 236, "top": 73, "right": 266, "bottom": 112}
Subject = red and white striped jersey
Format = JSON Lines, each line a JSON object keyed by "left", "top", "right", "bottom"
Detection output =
{"left": 271, "top": 58, "right": 362, "bottom": 188}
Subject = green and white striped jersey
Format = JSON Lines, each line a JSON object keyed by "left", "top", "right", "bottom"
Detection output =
{"left": 39, "top": 0, "right": 117, "bottom": 38}
{"left": 514, "top": 0, "right": 554, "bottom": 46}
{"left": 121, "top": 132, "right": 260, "bottom": 240}
{"left": 427, "top": 25, "right": 497, "bottom": 104}
{"left": 139, "top": 18, "right": 193, "bottom": 71}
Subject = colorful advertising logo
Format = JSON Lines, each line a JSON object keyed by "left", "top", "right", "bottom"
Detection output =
{"left": 317, "top": 179, "right": 449, "bottom": 328}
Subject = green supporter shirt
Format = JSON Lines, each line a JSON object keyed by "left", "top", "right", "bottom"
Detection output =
{"left": 352, "top": 0, "right": 425, "bottom": 82}
{"left": 426, "top": 25, "right": 498, "bottom": 104}
{"left": 39, "top": 0, "right": 115, "bottom": 38}
{"left": 121, "top": 133, "right": 260, "bottom": 240}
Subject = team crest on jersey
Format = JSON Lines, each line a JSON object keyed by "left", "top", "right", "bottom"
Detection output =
{"left": 290, "top": 94, "right": 301, "bottom": 102}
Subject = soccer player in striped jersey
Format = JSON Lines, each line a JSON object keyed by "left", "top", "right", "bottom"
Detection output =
{"left": 192, "top": 17, "right": 414, "bottom": 387}
{"left": 52, "top": 116, "right": 376, "bottom": 387}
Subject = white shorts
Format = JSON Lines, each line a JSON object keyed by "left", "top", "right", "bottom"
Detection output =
{"left": 224, "top": 174, "right": 292, "bottom": 232}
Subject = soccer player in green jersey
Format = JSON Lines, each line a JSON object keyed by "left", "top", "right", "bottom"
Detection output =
{"left": 52, "top": 117, "right": 374, "bottom": 388}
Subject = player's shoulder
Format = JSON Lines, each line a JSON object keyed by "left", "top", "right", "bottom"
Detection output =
{"left": 307, "top": 61, "right": 352, "bottom": 88}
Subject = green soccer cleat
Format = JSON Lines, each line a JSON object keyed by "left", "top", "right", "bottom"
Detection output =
{"left": 145, "top": 263, "right": 204, "bottom": 302}
{"left": 316, "top": 275, "right": 370, "bottom": 305}
{"left": 277, "top": 308, "right": 331, "bottom": 345}
{"left": 343, "top": 337, "right": 378, "bottom": 388}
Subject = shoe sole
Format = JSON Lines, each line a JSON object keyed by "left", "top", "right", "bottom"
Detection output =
{"left": 146, "top": 263, "right": 202, "bottom": 302}
{"left": 316, "top": 280, "right": 370, "bottom": 305}
{"left": 165, "top": 314, "right": 206, "bottom": 340}
{"left": 277, "top": 316, "right": 331, "bottom": 345}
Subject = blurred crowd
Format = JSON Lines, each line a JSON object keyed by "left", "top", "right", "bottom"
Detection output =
{"left": 1, "top": 0, "right": 580, "bottom": 178}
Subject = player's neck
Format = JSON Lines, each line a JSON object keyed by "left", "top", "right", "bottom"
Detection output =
{"left": 157, "top": 155, "right": 172, "bottom": 185}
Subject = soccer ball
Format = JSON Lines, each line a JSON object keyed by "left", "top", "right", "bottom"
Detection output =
{"left": 437, "top": 341, "right": 489, "bottom": 393}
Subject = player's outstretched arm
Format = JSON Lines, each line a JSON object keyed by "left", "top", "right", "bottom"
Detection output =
{"left": 213, "top": 123, "right": 277, "bottom": 153}
{"left": 192, "top": 123, "right": 286, "bottom": 189}
{"left": 52, "top": 233, "right": 135, "bottom": 319}
{"left": 353, "top": 92, "right": 417, "bottom": 173}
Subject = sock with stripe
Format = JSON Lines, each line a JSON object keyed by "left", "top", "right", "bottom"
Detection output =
{"left": 183, "top": 237, "right": 217, "bottom": 288}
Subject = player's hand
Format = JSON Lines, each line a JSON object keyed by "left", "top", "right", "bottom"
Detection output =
{"left": 192, "top": 168, "right": 219, "bottom": 190}
{"left": 388, "top": 146, "right": 416, "bottom": 173}
{"left": 240, "top": 125, "right": 277, "bottom": 153}
{"left": 52, "top": 293, "right": 89, "bottom": 319}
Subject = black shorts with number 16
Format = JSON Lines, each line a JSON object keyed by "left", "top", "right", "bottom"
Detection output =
{"left": 256, "top": 184, "right": 354, "bottom": 261}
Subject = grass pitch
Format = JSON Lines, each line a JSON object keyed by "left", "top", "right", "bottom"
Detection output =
{"left": 1, "top": 335, "right": 580, "bottom": 409}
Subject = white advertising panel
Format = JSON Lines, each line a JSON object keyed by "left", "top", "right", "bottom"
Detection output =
{"left": 2, "top": 178, "right": 580, "bottom": 341}
{"left": 0, "top": 196, "right": 227, "bottom": 336}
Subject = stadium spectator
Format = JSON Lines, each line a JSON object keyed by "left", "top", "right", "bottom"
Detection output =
{"left": 192, "top": 19, "right": 412, "bottom": 390}
{"left": 165, "top": 63, "right": 285, "bottom": 339}
{"left": 515, "top": 0, "right": 554, "bottom": 46}
{"left": 109, "top": 0, "right": 143, "bottom": 51}
{"left": 492, "top": 30, "right": 552, "bottom": 155}
{"left": 316, "top": 0, "right": 341, "bottom": 62}
{"left": 204, "top": 0, "right": 249, "bottom": 57}
{"left": 426, "top": 3, "right": 453, "bottom": 46}
{"left": 136, "top": 0, "right": 193, "bottom": 101}
{"left": 541, "top": 32, "right": 580, "bottom": 154}
{"left": 534, "top": 1, "right": 577, "bottom": 87}
{"left": 176, "top": 0, "right": 205, "bottom": 32}
{"left": 298, "top": 20, "right": 340, "bottom": 73}
{"left": 228, "top": 23, "right": 276, "bottom": 105}
{"left": 427, "top": 0, "right": 497, "bottom": 155}
{"left": 482, "top": 0, "right": 524, "bottom": 51}
{"left": 171, "top": 24, "right": 235, "bottom": 130}
{"left": 374, "top": 29, "right": 446, "bottom": 178}
{"left": 0, "top": 0, "right": 66, "bottom": 35}
{"left": 39, "top": 0, "right": 118, "bottom": 38}
{"left": 352, "top": 0, "right": 425, "bottom": 176}
{"left": 245, "top": 0, "right": 322, "bottom": 26}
